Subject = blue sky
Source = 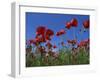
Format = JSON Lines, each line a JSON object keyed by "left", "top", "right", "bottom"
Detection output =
{"left": 26, "top": 12, "right": 89, "bottom": 49}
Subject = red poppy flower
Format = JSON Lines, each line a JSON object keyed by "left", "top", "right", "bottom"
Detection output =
{"left": 40, "top": 37, "right": 46, "bottom": 42}
{"left": 84, "top": 38, "right": 89, "bottom": 44}
{"left": 38, "top": 46, "right": 46, "bottom": 53}
{"left": 72, "top": 40, "right": 77, "bottom": 44}
{"left": 78, "top": 41, "right": 86, "bottom": 47}
{"left": 56, "top": 32, "right": 60, "bottom": 36}
{"left": 87, "top": 38, "right": 90, "bottom": 43}
{"left": 56, "top": 29, "right": 66, "bottom": 36}
{"left": 45, "top": 29, "right": 54, "bottom": 41}
{"left": 36, "top": 26, "right": 46, "bottom": 36}
{"left": 45, "top": 35, "right": 51, "bottom": 41}
{"left": 46, "top": 29, "right": 54, "bottom": 36}
{"left": 65, "top": 22, "right": 71, "bottom": 29}
{"left": 36, "top": 35, "right": 46, "bottom": 43}
{"left": 67, "top": 40, "right": 77, "bottom": 45}
{"left": 46, "top": 42, "right": 52, "bottom": 48}
{"left": 60, "top": 29, "right": 66, "bottom": 34}
{"left": 83, "top": 20, "right": 89, "bottom": 29}
{"left": 67, "top": 40, "right": 71, "bottom": 43}
{"left": 53, "top": 45, "right": 57, "bottom": 48}
{"left": 71, "top": 18, "right": 78, "bottom": 27}
{"left": 29, "top": 39, "right": 37, "bottom": 45}
{"left": 29, "top": 39, "right": 34, "bottom": 44}
{"left": 78, "top": 39, "right": 89, "bottom": 47}
{"left": 36, "top": 26, "right": 54, "bottom": 42}
{"left": 35, "top": 37, "right": 40, "bottom": 42}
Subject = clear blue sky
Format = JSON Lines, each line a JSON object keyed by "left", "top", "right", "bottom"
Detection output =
{"left": 26, "top": 12, "right": 89, "bottom": 48}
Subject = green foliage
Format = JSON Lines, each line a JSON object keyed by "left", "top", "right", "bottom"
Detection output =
{"left": 26, "top": 47, "right": 89, "bottom": 67}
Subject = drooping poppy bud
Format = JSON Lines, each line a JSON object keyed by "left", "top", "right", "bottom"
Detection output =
{"left": 65, "top": 22, "right": 71, "bottom": 29}
{"left": 56, "top": 29, "right": 66, "bottom": 36}
{"left": 67, "top": 39, "right": 77, "bottom": 45}
{"left": 53, "top": 45, "right": 57, "bottom": 48}
{"left": 71, "top": 18, "right": 78, "bottom": 27}
{"left": 56, "top": 32, "right": 60, "bottom": 36}
{"left": 60, "top": 29, "right": 66, "bottom": 34}
{"left": 83, "top": 20, "right": 89, "bottom": 29}
{"left": 71, "top": 40, "right": 77, "bottom": 45}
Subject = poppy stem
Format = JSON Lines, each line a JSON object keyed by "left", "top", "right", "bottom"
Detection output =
{"left": 72, "top": 28, "right": 75, "bottom": 40}
{"left": 81, "top": 25, "right": 85, "bottom": 41}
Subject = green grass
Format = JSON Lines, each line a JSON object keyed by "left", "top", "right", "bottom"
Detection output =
{"left": 26, "top": 47, "right": 89, "bottom": 67}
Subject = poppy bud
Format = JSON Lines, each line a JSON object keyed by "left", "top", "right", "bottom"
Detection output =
{"left": 83, "top": 20, "right": 89, "bottom": 29}
{"left": 65, "top": 22, "right": 71, "bottom": 29}
{"left": 71, "top": 18, "right": 78, "bottom": 27}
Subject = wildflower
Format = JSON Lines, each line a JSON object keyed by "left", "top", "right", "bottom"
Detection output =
{"left": 45, "top": 35, "right": 51, "bottom": 41}
{"left": 65, "top": 22, "right": 71, "bottom": 29}
{"left": 36, "top": 26, "right": 46, "bottom": 36}
{"left": 83, "top": 20, "right": 89, "bottom": 29}
{"left": 56, "top": 29, "right": 66, "bottom": 36}
{"left": 78, "top": 39, "right": 89, "bottom": 47}
{"left": 46, "top": 29, "right": 54, "bottom": 36}
{"left": 46, "top": 42, "right": 52, "bottom": 48}
{"left": 38, "top": 46, "right": 46, "bottom": 53}
{"left": 29, "top": 39, "right": 37, "bottom": 45}
{"left": 56, "top": 32, "right": 60, "bottom": 36}
{"left": 71, "top": 18, "right": 78, "bottom": 27}
{"left": 60, "top": 29, "right": 66, "bottom": 34}
{"left": 67, "top": 39, "right": 77, "bottom": 45}
{"left": 53, "top": 45, "right": 57, "bottom": 48}
{"left": 45, "top": 29, "right": 54, "bottom": 41}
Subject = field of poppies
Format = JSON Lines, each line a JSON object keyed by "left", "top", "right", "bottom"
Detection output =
{"left": 26, "top": 13, "right": 89, "bottom": 67}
